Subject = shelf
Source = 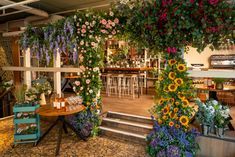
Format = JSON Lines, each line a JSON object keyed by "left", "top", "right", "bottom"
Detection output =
{"left": 14, "top": 133, "right": 39, "bottom": 141}
{"left": 188, "top": 69, "right": 235, "bottom": 79}
{"left": 14, "top": 118, "right": 37, "bottom": 124}
{"left": 13, "top": 104, "right": 40, "bottom": 112}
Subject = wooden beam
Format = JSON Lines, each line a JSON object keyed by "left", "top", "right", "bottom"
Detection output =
{"left": 1, "top": 66, "right": 83, "bottom": 73}
{"left": 11, "top": 36, "right": 21, "bottom": 85}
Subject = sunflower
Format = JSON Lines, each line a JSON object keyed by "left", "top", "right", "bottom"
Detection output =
{"left": 162, "top": 115, "right": 167, "bottom": 120}
{"left": 158, "top": 119, "right": 163, "bottom": 125}
{"left": 168, "top": 59, "right": 177, "bottom": 66}
{"left": 169, "top": 98, "right": 175, "bottom": 104}
{"left": 159, "top": 76, "right": 164, "bottom": 81}
{"left": 179, "top": 115, "right": 189, "bottom": 126}
{"left": 174, "top": 107, "right": 179, "bottom": 113}
{"left": 175, "top": 124, "right": 180, "bottom": 129}
{"left": 169, "top": 111, "right": 177, "bottom": 119}
{"left": 168, "top": 84, "right": 178, "bottom": 92}
{"left": 159, "top": 98, "right": 166, "bottom": 105}
{"left": 178, "top": 92, "right": 185, "bottom": 100}
{"left": 177, "top": 64, "right": 187, "bottom": 72}
{"left": 168, "top": 72, "right": 176, "bottom": 80}
{"left": 169, "top": 121, "right": 174, "bottom": 127}
{"left": 174, "top": 78, "right": 183, "bottom": 86}
{"left": 163, "top": 86, "right": 169, "bottom": 92}
{"left": 162, "top": 106, "right": 170, "bottom": 115}
{"left": 182, "top": 99, "right": 189, "bottom": 107}
{"left": 175, "top": 101, "right": 180, "bottom": 105}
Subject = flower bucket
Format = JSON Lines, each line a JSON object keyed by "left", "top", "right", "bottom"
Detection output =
{"left": 210, "top": 124, "right": 216, "bottom": 134}
{"left": 39, "top": 93, "right": 46, "bottom": 106}
{"left": 216, "top": 127, "right": 224, "bottom": 138}
{"left": 201, "top": 125, "right": 210, "bottom": 135}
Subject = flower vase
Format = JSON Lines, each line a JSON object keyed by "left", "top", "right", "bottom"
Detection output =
{"left": 210, "top": 124, "right": 216, "bottom": 134}
{"left": 216, "top": 127, "right": 224, "bottom": 138}
{"left": 201, "top": 125, "right": 210, "bottom": 135}
{"left": 40, "top": 93, "right": 46, "bottom": 106}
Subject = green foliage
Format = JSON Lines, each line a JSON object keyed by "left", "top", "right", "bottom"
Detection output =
{"left": 212, "top": 78, "right": 226, "bottom": 83}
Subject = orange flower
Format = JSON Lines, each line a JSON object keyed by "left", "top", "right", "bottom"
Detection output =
{"left": 162, "top": 106, "right": 170, "bottom": 115}
{"left": 175, "top": 101, "right": 180, "bottom": 105}
{"left": 177, "top": 64, "right": 187, "bottom": 72}
{"left": 182, "top": 99, "right": 189, "bottom": 107}
{"left": 174, "top": 78, "right": 183, "bottom": 86}
{"left": 174, "top": 107, "right": 179, "bottom": 113}
{"left": 179, "top": 116, "right": 189, "bottom": 126}
{"left": 168, "top": 72, "right": 176, "bottom": 80}
{"left": 169, "top": 121, "right": 174, "bottom": 127}
{"left": 169, "top": 98, "right": 175, "bottom": 104}
{"left": 159, "top": 76, "right": 164, "bottom": 81}
{"left": 168, "top": 84, "right": 178, "bottom": 92}
{"left": 168, "top": 59, "right": 177, "bottom": 66}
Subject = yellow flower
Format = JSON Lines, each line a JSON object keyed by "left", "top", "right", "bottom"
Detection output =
{"left": 169, "top": 111, "right": 177, "bottom": 119}
{"left": 182, "top": 99, "right": 189, "bottom": 108}
{"left": 174, "top": 107, "right": 179, "bottom": 113}
{"left": 169, "top": 121, "right": 174, "bottom": 127}
{"left": 168, "top": 59, "right": 177, "bottom": 66}
{"left": 162, "top": 106, "right": 170, "bottom": 115}
{"left": 169, "top": 98, "right": 175, "bottom": 104}
{"left": 163, "top": 86, "right": 169, "bottom": 92}
{"left": 168, "top": 72, "right": 176, "bottom": 80}
{"left": 175, "top": 101, "right": 180, "bottom": 105}
{"left": 162, "top": 115, "right": 167, "bottom": 120}
{"left": 174, "top": 78, "right": 183, "bottom": 86}
{"left": 159, "top": 98, "right": 166, "bottom": 105}
{"left": 175, "top": 124, "right": 180, "bottom": 129}
{"left": 178, "top": 92, "right": 185, "bottom": 100}
{"left": 168, "top": 84, "right": 178, "bottom": 92}
{"left": 177, "top": 64, "right": 187, "bottom": 72}
{"left": 158, "top": 119, "right": 163, "bottom": 125}
{"left": 179, "top": 116, "right": 189, "bottom": 126}
{"left": 159, "top": 76, "right": 164, "bottom": 81}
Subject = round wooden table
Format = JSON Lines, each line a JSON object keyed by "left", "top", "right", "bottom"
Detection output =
{"left": 36, "top": 105, "right": 86, "bottom": 156}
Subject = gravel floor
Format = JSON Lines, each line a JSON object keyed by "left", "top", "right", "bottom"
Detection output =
{"left": 0, "top": 118, "right": 148, "bottom": 157}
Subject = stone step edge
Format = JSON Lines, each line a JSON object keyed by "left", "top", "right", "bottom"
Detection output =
{"left": 99, "top": 126, "right": 146, "bottom": 139}
{"left": 102, "top": 117, "right": 152, "bottom": 129}
{"left": 107, "top": 111, "right": 152, "bottom": 121}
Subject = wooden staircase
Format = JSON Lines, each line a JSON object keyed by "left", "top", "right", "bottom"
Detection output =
{"left": 99, "top": 111, "right": 153, "bottom": 144}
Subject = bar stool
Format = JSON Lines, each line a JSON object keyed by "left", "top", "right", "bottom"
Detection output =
{"left": 106, "top": 74, "right": 118, "bottom": 96}
{"left": 125, "top": 74, "right": 139, "bottom": 99}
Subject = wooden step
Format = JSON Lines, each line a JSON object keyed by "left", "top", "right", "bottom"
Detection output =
{"left": 99, "top": 126, "right": 146, "bottom": 144}
{"left": 102, "top": 117, "right": 152, "bottom": 134}
{"left": 106, "top": 111, "right": 153, "bottom": 125}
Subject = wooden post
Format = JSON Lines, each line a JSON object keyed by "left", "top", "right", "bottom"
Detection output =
{"left": 11, "top": 36, "right": 21, "bottom": 85}
{"left": 54, "top": 49, "right": 61, "bottom": 96}
{"left": 23, "top": 48, "right": 31, "bottom": 89}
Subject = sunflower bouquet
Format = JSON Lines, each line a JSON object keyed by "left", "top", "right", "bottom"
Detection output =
{"left": 147, "top": 52, "right": 199, "bottom": 157}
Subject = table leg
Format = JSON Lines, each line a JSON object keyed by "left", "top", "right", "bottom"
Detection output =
{"left": 36, "top": 118, "right": 59, "bottom": 146}
{"left": 55, "top": 119, "right": 63, "bottom": 156}
{"left": 138, "top": 71, "right": 140, "bottom": 98}
{"left": 63, "top": 122, "right": 68, "bottom": 134}
{"left": 64, "top": 120, "right": 87, "bottom": 141}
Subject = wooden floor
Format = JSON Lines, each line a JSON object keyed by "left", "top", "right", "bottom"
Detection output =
{"left": 101, "top": 89, "right": 156, "bottom": 117}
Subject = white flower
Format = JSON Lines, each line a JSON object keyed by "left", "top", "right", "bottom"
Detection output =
{"left": 89, "top": 60, "right": 92, "bottom": 63}
{"left": 74, "top": 15, "right": 77, "bottom": 19}
{"left": 80, "top": 87, "right": 83, "bottom": 90}
{"left": 80, "top": 40, "right": 84, "bottom": 45}
{"left": 109, "top": 11, "right": 114, "bottom": 16}
{"left": 86, "top": 79, "right": 91, "bottom": 84}
{"left": 73, "top": 86, "right": 76, "bottom": 91}
{"left": 208, "top": 106, "right": 215, "bottom": 114}
{"left": 89, "top": 89, "right": 93, "bottom": 93}
{"left": 129, "top": 4, "right": 134, "bottom": 9}
{"left": 92, "top": 21, "right": 96, "bottom": 25}
{"left": 212, "top": 100, "right": 218, "bottom": 106}
{"left": 89, "top": 35, "right": 93, "bottom": 39}
{"left": 93, "top": 67, "right": 99, "bottom": 72}
{"left": 85, "top": 21, "right": 89, "bottom": 25}
{"left": 75, "top": 81, "right": 80, "bottom": 86}
{"left": 86, "top": 14, "right": 89, "bottom": 17}
{"left": 79, "top": 18, "right": 82, "bottom": 21}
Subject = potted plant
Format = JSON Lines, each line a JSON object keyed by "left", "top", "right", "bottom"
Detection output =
{"left": 213, "top": 78, "right": 226, "bottom": 90}
{"left": 14, "top": 84, "right": 27, "bottom": 106}
{"left": 214, "top": 104, "right": 230, "bottom": 138}
{"left": 195, "top": 99, "right": 215, "bottom": 135}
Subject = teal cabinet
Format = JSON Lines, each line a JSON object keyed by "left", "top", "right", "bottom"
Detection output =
{"left": 13, "top": 103, "right": 40, "bottom": 145}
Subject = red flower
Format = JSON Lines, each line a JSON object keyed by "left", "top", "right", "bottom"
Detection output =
{"left": 167, "top": 47, "right": 177, "bottom": 54}
{"left": 190, "top": 0, "right": 194, "bottom": 4}
{"left": 208, "top": 0, "right": 219, "bottom": 6}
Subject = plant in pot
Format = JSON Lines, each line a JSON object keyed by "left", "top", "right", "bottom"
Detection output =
{"left": 213, "top": 78, "right": 226, "bottom": 90}
{"left": 214, "top": 104, "right": 230, "bottom": 138}
{"left": 195, "top": 99, "right": 215, "bottom": 135}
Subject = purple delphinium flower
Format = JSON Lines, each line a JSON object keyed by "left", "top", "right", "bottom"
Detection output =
{"left": 185, "top": 151, "right": 193, "bottom": 157}
{"left": 157, "top": 150, "right": 166, "bottom": 157}
{"left": 166, "top": 145, "right": 180, "bottom": 157}
{"left": 73, "top": 50, "right": 78, "bottom": 64}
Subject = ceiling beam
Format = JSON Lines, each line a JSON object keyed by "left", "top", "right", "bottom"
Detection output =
{"left": 0, "top": 0, "right": 48, "bottom": 17}
{"left": 0, "top": 0, "right": 39, "bottom": 10}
